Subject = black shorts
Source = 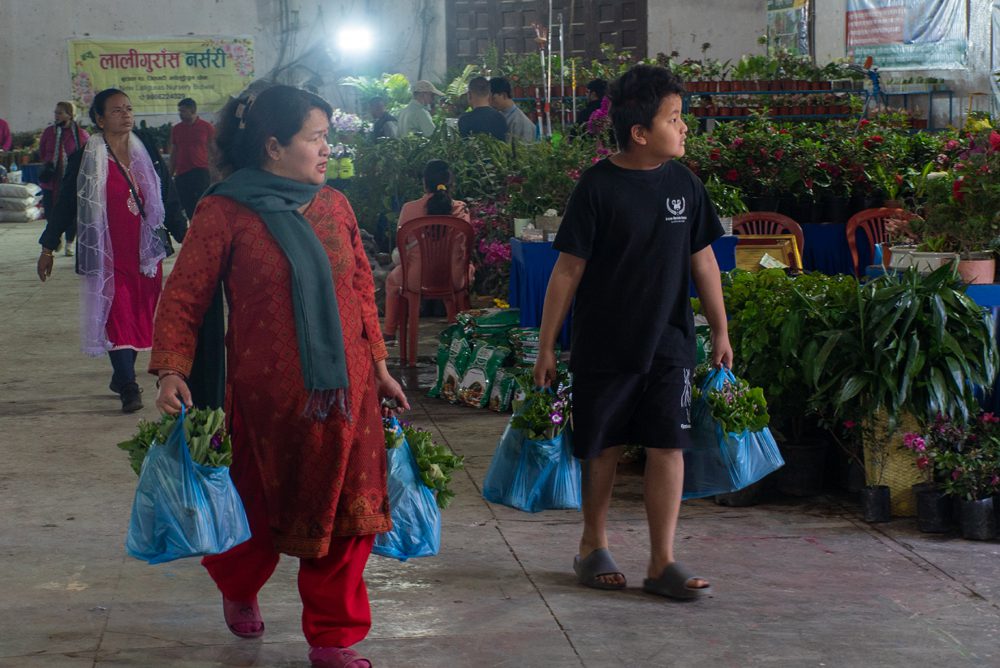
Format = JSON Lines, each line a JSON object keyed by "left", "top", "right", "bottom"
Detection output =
{"left": 570, "top": 362, "right": 693, "bottom": 460}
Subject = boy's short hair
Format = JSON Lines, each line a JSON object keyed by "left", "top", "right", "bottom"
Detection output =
{"left": 468, "top": 76, "right": 491, "bottom": 98}
{"left": 489, "top": 77, "right": 512, "bottom": 98}
{"left": 608, "top": 65, "right": 685, "bottom": 150}
{"left": 178, "top": 97, "right": 197, "bottom": 110}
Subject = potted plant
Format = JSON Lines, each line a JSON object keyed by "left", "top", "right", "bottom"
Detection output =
{"left": 901, "top": 413, "right": 1000, "bottom": 534}
{"left": 800, "top": 265, "right": 999, "bottom": 517}
{"left": 922, "top": 412, "right": 1000, "bottom": 540}
{"left": 722, "top": 269, "right": 859, "bottom": 497}
{"left": 908, "top": 128, "right": 1000, "bottom": 284}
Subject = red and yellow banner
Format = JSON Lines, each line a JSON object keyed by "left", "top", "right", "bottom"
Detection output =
{"left": 69, "top": 37, "right": 255, "bottom": 114}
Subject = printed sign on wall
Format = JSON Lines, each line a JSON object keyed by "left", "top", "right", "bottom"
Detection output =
{"left": 768, "top": 0, "right": 810, "bottom": 56}
{"left": 69, "top": 37, "right": 255, "bottom": 114}
{"left": 846, "top": 0, "right": 967, "bottom": 69}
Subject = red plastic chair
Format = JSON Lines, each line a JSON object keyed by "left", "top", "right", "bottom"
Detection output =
{"left": 731, "top": 212, "right": 805, "bottom": 264}
{"left": 845, "top": 207, "right": 915, "bottom": 277}
{"left": 396, "top": 215, "right": 474, "bottom": 366}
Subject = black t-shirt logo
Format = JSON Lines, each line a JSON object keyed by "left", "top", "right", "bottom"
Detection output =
{"left": 665, "top": 196, "right": 686, "bottom": 222}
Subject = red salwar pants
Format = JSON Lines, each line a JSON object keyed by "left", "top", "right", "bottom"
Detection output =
{"left": 202, "top": 452, "right": 375, "bottom": 648}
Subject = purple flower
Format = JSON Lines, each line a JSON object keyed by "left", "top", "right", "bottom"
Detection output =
{"left": 210, "top": 434, "right": 223, "bottom": 451}
{"left": 550, "top": 413, "right": 564, "bottom": 425}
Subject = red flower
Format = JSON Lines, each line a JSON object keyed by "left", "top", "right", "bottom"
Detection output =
{"left": 724, "top": 169, "right": 740, "bottom": 183}
{"left": 859, "top": 119, "right": 870, "bottom": 127}
{"left": 952, "top": 177, "right": 965, "bottom": 202}
{"left": 729, "top": 137, "right": 744, "bottom": 149}
{"left": 774, "top": 149, "right": 785, "bottom": 161}
{"left": 710, "top": 148, "right": 721, "bottom": 161}
{"left": 990, "top": 130, "right": 1000, "bottom": 152}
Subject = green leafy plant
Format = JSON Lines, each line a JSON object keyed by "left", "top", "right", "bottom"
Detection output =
{"left": 697, "top": 376, "right": 770, "bottom": 434}
{"left": 722, "top": 269, "right": 858, "bottom": 442}
{"left": 511, "top": 369, "right": 571, "bottom": 441}
{"left": 117, "top": 408, "right": 233, "bottom": 475}
{"left": 384, "top": 420, "right": 464, "bottom": 509}
{"left": 800, "top": 264, "right": 998, "bottom": 433}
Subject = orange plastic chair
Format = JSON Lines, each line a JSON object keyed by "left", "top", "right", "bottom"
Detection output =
{"left": 731, "top": 211, "right": 805, "bottom": 264}
{"left": 396, "top": 215, "right": 474, "bottom": 366}
{"left": 845, "top": 207, "right": 915, "bottom": 277}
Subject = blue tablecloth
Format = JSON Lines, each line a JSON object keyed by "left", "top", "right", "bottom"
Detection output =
{"left": 801, "top": 222, "right": 872, "bottom": 276}
{"left": 509, "top": 235, "right": 739, "bottom": 349}
{"left": 18, "top": 163, "right": 42, "bottom": 185}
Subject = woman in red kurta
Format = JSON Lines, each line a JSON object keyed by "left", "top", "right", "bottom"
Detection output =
{"left": 151, "top": 85, "right": 408, "bottom": 668}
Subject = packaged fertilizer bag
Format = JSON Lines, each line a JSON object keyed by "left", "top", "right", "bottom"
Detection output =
{"left": 458, "top": 345, "right": 511, "bottom": 408}
{"left": 428, "top": 325, "right": 465, "bottom": 398}
{"left": 440, "top": 337, "right": 473, "bottom": 403}
{"left": 487, "top": 366, "right": 519, "bottom": 413}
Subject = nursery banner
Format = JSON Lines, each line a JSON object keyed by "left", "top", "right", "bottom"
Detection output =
{"left": 845, "top": 0, "right": 967, "bottom": 69}
{"left": 767, "top": 0, "right": 810, "bottom": 56}
{"left": 69, "top": 37, "right": 255, "bottom": 114}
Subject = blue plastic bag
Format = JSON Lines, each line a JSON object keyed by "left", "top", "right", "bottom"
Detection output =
{"left": 482, "top": 421, "right": 581, "bottom": 512}
{"left": 126, "top": 408, "right": 251, "bottom": 564}
{"left": 683, "top": 368, "right": 785, "bottom": 499}
{"left": 373, "top": 419, "right": 442, "bottom": 561}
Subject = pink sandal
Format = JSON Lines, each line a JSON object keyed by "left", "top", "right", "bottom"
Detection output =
{"left": 223, "top": 595, "right": 264, "bottom": 638}
{"left": 308, "top": 646, "right": 372, "bottom": 668}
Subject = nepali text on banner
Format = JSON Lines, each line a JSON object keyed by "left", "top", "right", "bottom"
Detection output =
{"left": 845, "top": 0, "right": 967, "bottom": 70}
{"left": 69, "top": 38, "right": 255, "bottom": 114}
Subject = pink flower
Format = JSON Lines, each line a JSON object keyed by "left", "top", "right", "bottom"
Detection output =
{"left": 952, "top": 468, "right": 963, "bottom": 481}
{"left": 550, "top": 412, "right": 564, "bottom": 425}
{"left": 916, "top": 456, "right": 930, "bottom": 470}
{"left": 843, "top": 420, "right": 857, "bottom": 429}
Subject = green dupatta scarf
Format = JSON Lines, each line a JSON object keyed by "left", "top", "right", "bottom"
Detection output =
{"left": 204, "top": 167, "right": 349, "bottom": 421}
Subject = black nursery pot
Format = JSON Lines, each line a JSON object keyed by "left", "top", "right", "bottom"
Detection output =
{"left": 861, "top": 485, "right": 891, "bottom": 523}
{"left": 960, "top": 497, "right": 997, "bottom": 541}
{"left": 915, "top": 486, "right": 952, "bottom": 533}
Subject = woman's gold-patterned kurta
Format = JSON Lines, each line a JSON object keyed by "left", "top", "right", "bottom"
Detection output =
{"left": 150, "top": 187, "right": 390, "bottom": 558}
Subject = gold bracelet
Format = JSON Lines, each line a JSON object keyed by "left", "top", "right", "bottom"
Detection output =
{"left": 40, "top": 249, "right": 54, "bottom": 257}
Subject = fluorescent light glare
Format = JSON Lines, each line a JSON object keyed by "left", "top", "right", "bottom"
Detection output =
{"left": 337, "top": 26, "right": 373, "bottom": 54}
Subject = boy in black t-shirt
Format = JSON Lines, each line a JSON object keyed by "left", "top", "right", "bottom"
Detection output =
{"left": 533, "top": 64, "right": 733, "bottom": 600}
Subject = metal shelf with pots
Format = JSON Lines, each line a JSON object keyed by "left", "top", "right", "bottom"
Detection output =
{"left": 683, "top": 88, "right": 867, "bottom": 121}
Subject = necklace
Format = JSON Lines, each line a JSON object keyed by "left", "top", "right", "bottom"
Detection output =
{"left": 124, "top": 164, "right": 141, "bottom": 216}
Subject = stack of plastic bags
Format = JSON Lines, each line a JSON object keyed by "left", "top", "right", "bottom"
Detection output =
{"left": 126, "top": 407, "right": 251, "bottom": 564}
{"left": 373, "top": 418, "right": 442, "bottom": 561}
{"left": 683, "top": 367, "right": 785, "bottom": 499}
{"left": 0, "top": 183, "right": 44, "bottom": 222}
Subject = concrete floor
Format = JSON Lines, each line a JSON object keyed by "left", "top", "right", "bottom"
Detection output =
{"left": 3, "top": 219, "right": 1000, "bottom": 668}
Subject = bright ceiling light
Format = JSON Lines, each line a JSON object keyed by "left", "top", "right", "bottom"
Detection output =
{"left": 336, "top": 26, "right": 374, "bottom": 55}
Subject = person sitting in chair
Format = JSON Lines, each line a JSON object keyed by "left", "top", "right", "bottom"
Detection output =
{"left": 381, "top": 159, "right": 474, "bottom": 342}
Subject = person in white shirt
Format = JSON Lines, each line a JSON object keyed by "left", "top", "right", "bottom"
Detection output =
{"left": 397, "top": 80, "right": 444, "bottom": 136}
{"left": 489, "top": 77, "right": 537, "bottom": 142}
